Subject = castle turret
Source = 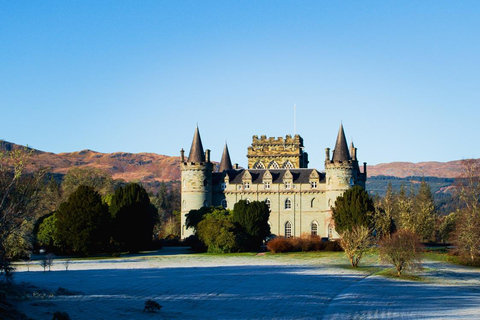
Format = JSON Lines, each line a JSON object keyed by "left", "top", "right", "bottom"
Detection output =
{"left": 180, "top": 126, "right": 213, "bottom": 238}
{"left": 219, "top": 142, "right": 233, "bottom": 172}
{"left": 325, "top": 124, "right": 367, "bottom": 212}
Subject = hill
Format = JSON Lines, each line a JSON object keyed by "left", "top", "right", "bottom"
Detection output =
{"left": 2, "top": 140, "right": 475, "bottom": 184}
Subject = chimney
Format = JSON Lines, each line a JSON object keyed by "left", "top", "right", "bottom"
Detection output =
{"left": 205, "top": 149, "right": 211, "bottom": 163}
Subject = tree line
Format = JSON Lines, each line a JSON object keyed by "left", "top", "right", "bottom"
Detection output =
{"left": 0, "top": 146, "right": 182, "bottom": 279}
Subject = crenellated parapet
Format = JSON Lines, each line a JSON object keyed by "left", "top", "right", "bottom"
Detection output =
{"left": 248, "top": 134, "right": 308, "bottom": 169}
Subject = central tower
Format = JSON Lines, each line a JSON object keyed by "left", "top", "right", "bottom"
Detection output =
{"left": 247, "top": 134, "right": 309, "bottom": 169}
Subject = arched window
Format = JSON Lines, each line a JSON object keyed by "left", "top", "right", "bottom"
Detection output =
{"left": 245, "top": 198, "right": 251, "bottom": 204}
{"left": 328, "top": 177, "right": 332, "bottom": 185}
{"left": 283, "top": 161, "right": 294, "bottom": 169}
{"left": 328, "top": 199, "right": 332, "bottom": 208}
{"left": 311, "top": 198, "right": 315, "bottom": 208}
{"left": 350, "top": 177, "right": 354, "bottom": 186}
{"left": 221, "top": 182, "right": 227, "bottom": 190}
{"left": 183, "top": 200, "right": 186, "bottom": 210}
{"left": 253, "top": 161, "right": 265, "bottom": 169}
{"left": 328, "top": 224, "right": 333, "bottom": 239}
{"left": 203, "top": 200, "right": 208, "bottom": 207}
{"left": 265, "top": 198, "right": 271, "bottom": 209}
{"left": 221, "top": 199, "right": 227, "bottom": 209}
{"left": 183, "top": 179, "right": 186, "bottom": 188}
{"left": 311, "top": 221, "right": 318, "bottom": 236}
{"left": 285, "top": 221, "right": 292, "bottom": 238}
{"left": 203, "top": 179, "right": 207, "bottom": 187}
{"left": 285, "top": 198, "right": 292, "bottom": 210}
{"left": 269, "top": 161, "right": 279, "bottom": 169}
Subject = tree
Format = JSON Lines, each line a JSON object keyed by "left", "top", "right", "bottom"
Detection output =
{"left": 197, "top": 209, "right": 239, "bottom": 253}
{"left": 332, "top": 186, "right": 375, "bottom": 234}
{"left": 379, "top": 229, "right": 423, "bottom": 277}
{"left": 110, "top": 183, "right": 158, "bottom": 253}
{"left": 413, "top": 180, "right": 437, "bottom": 242}
{"left": 438, "top": 212, "right": 456, "bottom": 243}
{"left": 232, "top": 200, "right": 270, "bottom": 250}
{"left": 61, "top": 167, "right": 114, "bottom": 200}
{"left": 374, "top": 183, "right": 397, "bottom": 238}
{"left": 36, "top": 213, "right": 58, "bottom": 248}
{"left": 453, "top": 159, "right": 480, "bottom": 264}
{"left": 55, "top": 185, "right": 110, "bottom": 255}
{"left": 339, "top": 225, "right": 372, "bottom": 268}
{"left": 1, "top": 144, "right": 45, "bottom": 278}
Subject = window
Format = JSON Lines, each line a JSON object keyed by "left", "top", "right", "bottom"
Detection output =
{"left": 244, "top": 182, "right": 250, "bottom": 190}
{"left": 328, "top": 224, "right": 333, "bottom": 239}
{"left": 221, "top": 182, "right": 227, "bottom": 190}
{"left": 311, "top": 181, "right": 317, "bottom": 188}
{"left": 238, "top": 185, "right": 242, "bottom": 190}
{"left": 269, "top": 161, "right": 279, "bottom": 169}
{"left": 265, "top": 198, "right": 271, "bottom": 209}
{"left": 264, "top": 181, "right": 270, "bottom": 189}
{"left": 283, "top": 161, "right": 294, "bottom": 169}
{"left": 203, "top": 179, "right": 207, "bottom": 187}
{"left": 311, "top": 198, "right": 315, "bottom": 208}
{"left": 284, "top": 182, "right": 291, "bottom": 189}
{"left": 253, "top": 161, "right": 265, "bottom": 169}
{"left": 311, "top": 221, "right": 318, "bottom": 236}
{"left": 221, "top": 199, "right": 227, "bottom": 208}
{"left": 183, "top": 179, "right": 186, "bottom": 188}
{"left": 183, "top": 200, "right": 186, "bottom": 210}
{"left": 285, "top": 198, "right": 292, "bottom": 210}
{"left": 328, "top": 199, "right": 332, "bottom": 208}
{"left": 203, "top": 200, "right": 208, "bottom": 207}
{"left": 285, "top": 221, "right": 292, "bottom": 238}
{"left": 350, "top": 178, "right": 354, "bottom": 186}
{"left": 245, "top": 199, "right": 250, "bottom": 204}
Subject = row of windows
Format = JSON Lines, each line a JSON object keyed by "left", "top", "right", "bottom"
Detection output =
{"left": 185, "top": 198, "right": 333, "bottom": 210}
{"left": 220, "top": 198, "right": 323, "bottom": 210}
{"left": 284, "top": 222, "right": 334, "bottom": 238}
{"left": 253, "top": 160, "right": 295, "bottom": 169}
{"left": 224, "top": 181, "right": 318, "bottom": 190}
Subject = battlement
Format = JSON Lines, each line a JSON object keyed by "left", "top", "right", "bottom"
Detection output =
{"left": 251, "top": 134, "right": 303, "bottom": 146}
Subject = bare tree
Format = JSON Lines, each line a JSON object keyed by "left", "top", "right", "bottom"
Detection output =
{"left": 0, "top": 144, "right": 45, "bottom": 279}
{"left": 339, "top": 225, "right": 372, "bottom": 268}
{"left": 39, "top": 253, "right": 54, "bottom": 272}
{"left": 453, "top": 159, "right": 480, "bottom": 264}
{"left": 379, "top": 229, "right": 423, "bottom": 276}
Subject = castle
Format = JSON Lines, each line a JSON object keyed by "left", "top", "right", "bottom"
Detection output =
{"left": 180, "top": 124, "right": 367, "bottom": 239}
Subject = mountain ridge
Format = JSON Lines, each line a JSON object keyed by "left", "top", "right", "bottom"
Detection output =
{"left": 1, "top": 140, "right": 474, "bottom": 182}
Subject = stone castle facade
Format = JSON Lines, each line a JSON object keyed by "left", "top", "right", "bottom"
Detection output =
{"left": 180, "top": 124, "right": 367, "bottom": 239}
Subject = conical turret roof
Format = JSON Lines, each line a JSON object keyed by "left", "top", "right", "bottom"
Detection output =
{"left": 332, "top": 124, "right": 351, "bottom": 162}
{"left": 187, "top": 126, "right": 205, "bottom": 163}
{"left": 219, "top": 142, "right": 233, "bottom": 172}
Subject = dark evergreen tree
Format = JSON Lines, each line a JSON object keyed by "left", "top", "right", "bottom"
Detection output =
{"left": 55, "top": 185, "right": 110, "bottom": 255}
{"left": 332, "top": 185, "right": 375, "bottom": 234}
{"left": 110, "top": 183, "right": 158, "bottom": 252}
{"left": 232, "top": 200, "right": 270, "bottom": 250}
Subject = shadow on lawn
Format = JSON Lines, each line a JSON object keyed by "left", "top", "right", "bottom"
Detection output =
{"left": 14, "top": 264, "right": 480, "bottom": 320}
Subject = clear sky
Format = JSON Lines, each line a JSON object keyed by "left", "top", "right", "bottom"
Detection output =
{"left": 1, "top": 1, "right": 479, "bottom": 169}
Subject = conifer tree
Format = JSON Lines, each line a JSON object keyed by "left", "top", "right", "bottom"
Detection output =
{"left": 110, "top": 183, "right": 158, "bottom": 253}
{"left": 55, "top": 185, "right": 110, "bottom": 255}
{"left": 332, "top": 186, "right": 375, "bottom": 234}
{"left": 232, "top": 200, "right": 270, "bottom": 250}
{"left": 414, "top": 180, "right": 436, "bottom": 242}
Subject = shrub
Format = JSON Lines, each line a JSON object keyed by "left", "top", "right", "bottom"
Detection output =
{"left": 339, "top": 225, "right": 372, "bottom": 268}
{"left": 379, "top": 229, "right": 423, "bottom": 276}
{"left": 266, "top": 237, "right": 293, "bottom": 253}
{"left": 144, "top": 299, "right": 162, "bottom": 312}
{"left": 324, "top": 240, "right": 343, "bottom": 252}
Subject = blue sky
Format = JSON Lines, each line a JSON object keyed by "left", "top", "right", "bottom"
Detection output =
{"left": 1, "top": 1, "right": 479, "bottom": 168}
